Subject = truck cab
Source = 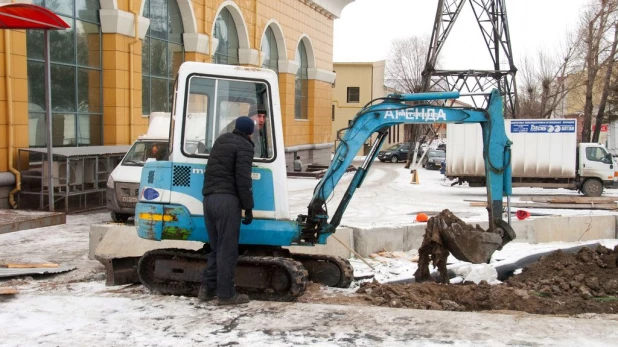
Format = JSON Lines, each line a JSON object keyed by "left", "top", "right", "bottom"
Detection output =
{"left": 578, "top": 143, "right": 618, "bottom": 196}
{"left": 106, "top": 112, "right": 170, "bottom": 222}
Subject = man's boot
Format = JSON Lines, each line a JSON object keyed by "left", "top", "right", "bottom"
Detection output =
{"left": 198, "top": 285, "right": 217, "bottom": 302}
{"left": 217, "top": 293, "right": 250, "bottom": 306}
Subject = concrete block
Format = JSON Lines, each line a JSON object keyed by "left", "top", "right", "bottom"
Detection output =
{"left": 89, "top": 224, "right": 113, "bottom": 260}
{"left": 287, "top": 227, "right": 353, "bottom": 259}
{"left": 508, "top": 220, "right": 535, "bottom": 243}
{"left": 93, "top": 225, "right": 203, "bottom": 260}
{"left": 532, "top": 215, "right": 616, "bottom": 243}
{"left": 350, "top": 215, "right": 617, "bottom": 258}
{"left": 353, "top": 226, "right": 406, "bottom": 257}
{"left": 0, "top": 210, "right": 65, "bottom": 235}
{"left": 402, "top": 224, "right": 426, "bottom": 251}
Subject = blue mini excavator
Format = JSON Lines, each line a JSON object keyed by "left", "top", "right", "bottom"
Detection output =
{"left": 134, "top": 62, "right": 515, "bottom": 300}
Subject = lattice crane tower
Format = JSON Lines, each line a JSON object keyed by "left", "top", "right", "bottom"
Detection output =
{"left": 422, "top": 0, "right": 518, "bottom": 117}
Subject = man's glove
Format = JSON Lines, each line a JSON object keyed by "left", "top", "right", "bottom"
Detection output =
{"left": 242, "top": 209, "right": 253, "bottom": 225}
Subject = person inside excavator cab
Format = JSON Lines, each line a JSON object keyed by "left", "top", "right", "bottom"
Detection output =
{"left": 248, "top": 104, "right": 269, "bottom": 158}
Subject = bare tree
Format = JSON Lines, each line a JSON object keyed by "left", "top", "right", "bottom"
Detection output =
{"left": 579, "top": 0, "right": 618, "bottom": 142}
{"left": 517, "top": 56, "right": 540, "bottom": 118}
{"left": 592, "top": 21, "right": 618, "bottom": 141}
{"left": 385, "top": 36, "right": 436, "bottom": 168}
{"left": 385, "top": 36, "right": 429, "bottom": 93}
{"left": 516, "top": 34, "right": 581, "bottom": 119}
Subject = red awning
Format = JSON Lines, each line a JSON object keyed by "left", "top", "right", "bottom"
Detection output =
{"left": 0, "top": 3, "right": 69, "bottom": 30}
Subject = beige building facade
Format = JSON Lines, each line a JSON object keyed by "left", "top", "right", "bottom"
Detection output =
{"left": 0, "top": 0, "right": 353, "bottom": 208}
{"left": 332, "top": 61, "right": 406, "bottom": 156}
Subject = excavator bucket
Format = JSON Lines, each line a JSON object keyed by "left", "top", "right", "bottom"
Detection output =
{"left": 417, "top": 210, "right": 506, "bottom": 266}
{"left": 440, "top": 224, "right": 503, "bottom": 264}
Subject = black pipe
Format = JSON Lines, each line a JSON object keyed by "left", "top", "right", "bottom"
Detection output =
{"left": 382, "top": 241, "right": 601, "bottom": 285}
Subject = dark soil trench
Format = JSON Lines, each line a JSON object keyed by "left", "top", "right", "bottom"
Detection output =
{"left": 301, "top": 245, "right": 618, "bottom": 315}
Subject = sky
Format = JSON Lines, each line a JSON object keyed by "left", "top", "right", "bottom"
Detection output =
{"left": 333, "top": 0, "right": 590, "bottom": 70}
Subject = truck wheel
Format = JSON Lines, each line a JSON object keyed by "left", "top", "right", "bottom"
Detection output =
{"left": 390, "top": 156, "right": 399, "bottom": 163}
{"left": 581, "top": 179, "right": 603, "bottom": 197}
{"left": 111, "top": 211, "right": 130, "bottom": 223}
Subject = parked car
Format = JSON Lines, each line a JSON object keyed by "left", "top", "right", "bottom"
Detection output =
{"left": 422, "top": 149, "right": 446, "bottom": 169}
{"left": 437, "top": 143, "right": 446, "bottom": 151}
{"left": 378, "top": 143, "right": 410, "bottom": 163}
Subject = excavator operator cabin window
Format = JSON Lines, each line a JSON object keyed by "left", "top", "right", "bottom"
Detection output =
{"left": 183, "top": 76, "right": 274, "bottom": 160}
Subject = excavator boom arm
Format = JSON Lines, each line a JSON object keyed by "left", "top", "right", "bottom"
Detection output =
{"left": 301, "top": 89, "right": 513, "bottom": 246}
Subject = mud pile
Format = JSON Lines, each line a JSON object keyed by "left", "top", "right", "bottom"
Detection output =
{"left": 509, "top": 246, "right": 618, "bottom": 298}
{"left": 357, "top": 246, "right": 618, "bottom": 315}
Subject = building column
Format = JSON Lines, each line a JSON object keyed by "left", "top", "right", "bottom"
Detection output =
{"left": 100, "top": 8, "right": 149, "bottom": 145}
{"left": 278, "top": 59, "right": 300, "bottom": 146}
{"left": 0, "top": 29, "right": 30, "bottom": 172}
{"left": 308, "top": 68, "right": 336, "bottom": 145}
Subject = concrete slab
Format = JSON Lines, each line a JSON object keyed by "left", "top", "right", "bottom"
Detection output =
{"left": 532, "top": 215, "right": 616, "bottom": 243}
{"left": 349, "top": 215, "right": 616, "bottom": 256}
{"left": 0, "top": 209, "right": 66, "bottom": 235}
{"left": 403, "top": 224, "right": 427, "bottom": 250}
{"left": 93, "top": 225, "right": 203, "bottom": 260}
{"left": 352, "top": 226, "right": 407, "bottom": 257}
{"left": 287, "top": 227, "right": 353, "bottom": 258}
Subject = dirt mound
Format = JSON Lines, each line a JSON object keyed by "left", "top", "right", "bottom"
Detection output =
{"left": 357, "top": 246, "right": 618, "bottom": 315}
{"left": 509, "top": 245, "right": 618, "bottom": 298}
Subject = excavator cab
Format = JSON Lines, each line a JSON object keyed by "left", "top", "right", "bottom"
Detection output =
{"left": 133, "top": 62, "right": 515, "bottom": 300}
{"left": 136, "top": 64, "right": 297, "bottom": 245}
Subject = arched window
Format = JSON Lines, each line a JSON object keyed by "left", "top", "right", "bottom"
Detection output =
{"left": 142, "top": 0, "right": 185, "bottom": 116}
{"left": 27, "top": 0, "right": 102, "bottom": 146}
{"left": 294, "top": 41, "right": 308, "bottom": 120}
{"left": 213, "top": 8, "right": 239, "bottom": 65}
{"left": 261, "top": 26, "right": 278, "bottom": 72}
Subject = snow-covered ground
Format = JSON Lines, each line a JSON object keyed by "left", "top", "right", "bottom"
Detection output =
{"left": 2, "top": 161, "right": 618, "bottom": 346}
{"left": 289, "top": 160, "right": 618, "bottom": 229}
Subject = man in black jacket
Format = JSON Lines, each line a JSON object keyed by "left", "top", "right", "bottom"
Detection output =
{"left": 199, "top": 116, "right": 255, "bottom": 305}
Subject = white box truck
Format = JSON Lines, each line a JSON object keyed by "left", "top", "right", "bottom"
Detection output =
{"left": 106, "top": 112, "right": 171, "bottom": 222}
{"left": 446, "top": 119, "right": 618, "bottom": 196}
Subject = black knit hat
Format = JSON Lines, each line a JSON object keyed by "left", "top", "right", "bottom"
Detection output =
{"left": 235, "top": 116, "right": 255, "bottom": 135}
{"left": 248, "top": 104, "right": 267, "bottom": 117}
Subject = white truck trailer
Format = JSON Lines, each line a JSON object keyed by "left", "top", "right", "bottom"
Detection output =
{"left": 446, "top": 119, "right": 618, "bottom": 196}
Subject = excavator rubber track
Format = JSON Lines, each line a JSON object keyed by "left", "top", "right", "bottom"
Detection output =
{"left": 138, "top": 248, "right": 310, "bottom": 301}
{"left": 290, "top": 253, "right": 354, "bottom": 288}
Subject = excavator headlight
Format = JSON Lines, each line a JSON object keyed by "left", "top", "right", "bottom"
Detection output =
{"left": 139, "top": 213, "right": 174, "bottom": 222}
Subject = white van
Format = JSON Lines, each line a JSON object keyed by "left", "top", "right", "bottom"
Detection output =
{"left": 106, "top": 112, "right": 170, "bottom": 222}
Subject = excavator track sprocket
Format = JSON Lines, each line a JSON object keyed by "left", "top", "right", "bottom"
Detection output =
{"left": 290, "top": 253, "right": 354, "bottom": 288}
{"left": 137, "top": 248, "right": 308, "bottom": 302}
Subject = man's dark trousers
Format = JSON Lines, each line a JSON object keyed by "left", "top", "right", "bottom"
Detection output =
{"left": 202, "top": 193, "right": 241, "bottom": 299}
